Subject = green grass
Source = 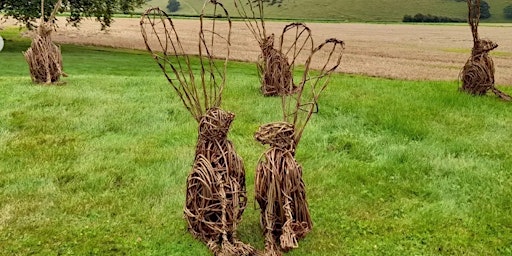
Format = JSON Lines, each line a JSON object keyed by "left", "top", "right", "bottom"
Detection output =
{"left": 141, "top": 0, "right": 512, "bottom": 23}
{"left": 1, "top": 29, "right": 512, "bottom": 255}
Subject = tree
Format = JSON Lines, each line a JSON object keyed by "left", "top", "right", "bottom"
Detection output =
{"left": 480, "top": 0, "right": 491, "bottom": 19}
{"left": 504, "top": 4, "right": 512, "bottom": 19}
{"left": 166, "top": 0, "right": 180, "bottom": 13}
{"left": 0, "top": 0, "right": 147, "bottom": 29}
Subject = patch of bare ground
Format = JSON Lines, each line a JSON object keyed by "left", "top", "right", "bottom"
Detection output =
{"left": 4, "top": 18, "right": 512, "bottom": 84}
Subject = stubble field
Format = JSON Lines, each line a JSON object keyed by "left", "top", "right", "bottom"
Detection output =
{"left": 7, "top": 18, "right": 511, "bottom": 85}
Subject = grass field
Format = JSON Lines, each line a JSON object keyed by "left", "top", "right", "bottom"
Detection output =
{"left": 1, "top": 30, "right": 512, "bottom": 255}
{"left": 141, "top": 0, "right": 512, "bottom": 23}
{"left": 7, "top": 19, "right": 512, "bottom": 84}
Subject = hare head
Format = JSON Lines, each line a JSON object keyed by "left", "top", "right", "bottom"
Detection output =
{"left": 255, "top": 122, "right": 295, "bottom": 149}
{"left": 260, "top": 34, "right": 275, "bottom": 54}
{"left": 199, "top": 107, "right": 235, "bottom": 140}
{"left": 474, "top": 39, "right": 498, "bottom": 55}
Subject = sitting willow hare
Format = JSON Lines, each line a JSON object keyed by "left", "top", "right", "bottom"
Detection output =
{"left": 459, "top": 0, "right": 510, "bottom": 100}
{"left": 234, "top": 0, "right": 314, "bottom": 96}
{"left": 141, "top": 2, "right": 255, "bottom": 255}
{"left": 254, "top": 38, "right": 345, "bottom": 256}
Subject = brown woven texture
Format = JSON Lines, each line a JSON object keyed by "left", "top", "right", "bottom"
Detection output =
{"left": 24, "top": 0, "right": 66, "bottom": 84}
{"left": 185, "top": 107, "right": 255, "bottom": 256}
{"left": 234, "top": 1, "right": 313, "bottom": 97}
{"left": 141, "top": 2, "right": 256, "bottom": 255}
{"left": 459, "top": 0, "right": 511, "bottom": 101}
{"left": 258, "top": 35, "right": 295, "bottom": 96}
{"left": 254, "top": 122, "right": 312, "bottom": 255}
{"left": 254, "top": 39, "right": 345, "bottom": 255}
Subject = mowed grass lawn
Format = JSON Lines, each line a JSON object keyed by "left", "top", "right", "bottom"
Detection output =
{"left": 1, "top": 29, "right": 512, "bottom": 255}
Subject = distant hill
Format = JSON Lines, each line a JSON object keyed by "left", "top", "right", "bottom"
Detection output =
{"left": 139, "top": 0, "right": 512, "bottom": 23}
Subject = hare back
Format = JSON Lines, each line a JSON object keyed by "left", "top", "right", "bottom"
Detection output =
{"left": 195, "top": 138, "right": 245, "bottom": 177}
{"left": 255, "top": 148, "right": 312, "bottom": 239}
{"left": 259, "top": 48, "right": 296, "bottom": 96}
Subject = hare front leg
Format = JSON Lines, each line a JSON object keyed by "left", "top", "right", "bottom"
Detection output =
{"left": 256, "top": 148, "right": 312, "bottom": 255}
{"left": 256, "top": 152, "right": 283, "bottom": 256}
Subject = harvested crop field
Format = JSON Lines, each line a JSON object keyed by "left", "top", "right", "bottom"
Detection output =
{"left": 5, "top": 18, "right": 512, "bottom": 84}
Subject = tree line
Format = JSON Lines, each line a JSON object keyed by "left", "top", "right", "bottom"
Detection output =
{"left": 404, "top": 0, "right": 512, "bottom": 23}
{"left": 0, "top": 0, "right": 146, "bottom": 29}
{"left": 1, "top": 0, "right": 511, "bottom": 29}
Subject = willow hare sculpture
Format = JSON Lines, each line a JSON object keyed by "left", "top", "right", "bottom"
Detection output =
{"left": 234, "top": 0, "right": 314, "bottom": 96}
{"left": 460, "top": 0, "right": 510, "bottom": 100}
{"left": 254, "top": 38, "right": 345, "bottom": 256}
{"left": 141, "top": 2, "right": 255, "bottom": 255}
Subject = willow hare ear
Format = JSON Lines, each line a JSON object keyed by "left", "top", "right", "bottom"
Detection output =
{"left": 234, "top": 0, "right": 267, "bottom": 45}
{"left": 281, "top": 38, "right": 345, "bottom": 145}
{"left": 467, "top": 0, "right": 480, "bottom": 44}
{"left": 277, "top": 23, "right": 314, "bottom": 94}
{"left": 198, "top": 0, "right": 232, "bottom": 109}
{"left": 140, "top": 8, "right": 201, "bottom": 119}
{"left": 141, "top": 2, "right": 233, "bottom": 120}
{"left": 279, "top": 23, "right": 313, "bottom": 69}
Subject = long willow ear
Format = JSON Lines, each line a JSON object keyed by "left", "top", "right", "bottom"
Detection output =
{"left": 199, "top": 0, "right": 232, "bottom": 110}
{"left": 280, "top": 23, "right": 313, "bottom": 122}
{"left": 233, "top": 0, "right": 266, "bottom": 44}
{"left": 140, "top": 8, "right": 202, "bottom": 121}
{"left": 48, "top": 0, "right": 62, "bottom": 22}
{"left": 292, "top": 38, "right": 345, "bottom": 145}
{"left": 279, "top": 22, "right": 313, "bottom": 84}
{"left": 467, "top": 0, "right": 480, "bottom": 44}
